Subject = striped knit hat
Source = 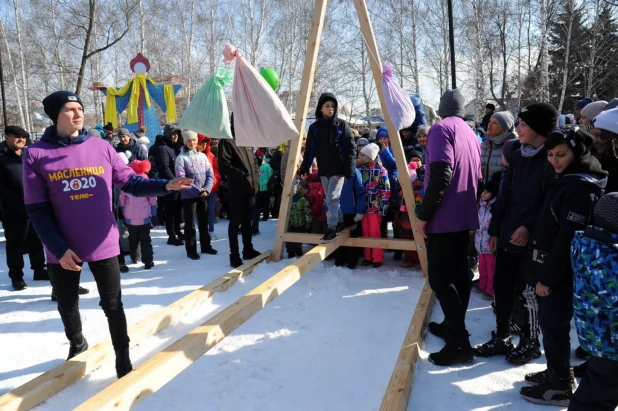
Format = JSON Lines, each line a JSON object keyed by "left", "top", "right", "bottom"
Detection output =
{"left": 594, "top": 193, "right": 618, "bottom": 234}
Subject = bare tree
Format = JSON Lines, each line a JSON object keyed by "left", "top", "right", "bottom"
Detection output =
{"left": 0, "top": 20, "right": 25, "bottom": 128}
{"left": 12, "top": 0, "right": 32, "bottom": 130}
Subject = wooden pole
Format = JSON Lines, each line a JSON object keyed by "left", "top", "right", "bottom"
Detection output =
{"left": 352, "top": 0, "right": 428, "bottom": 277}
{"left": 0, "top": 252, "right": 271, "bottom": 411}
{"left": 271, "top": 0, "right": 328, "bottom": 262}
{"left": 75, "top": 232, "right": 350, "bottom": 410}
{"left": 380, "top": 280, "right": 435, "bottom": 411}
{"left": 282, "top": 232, "right": 418, "bottom": 251}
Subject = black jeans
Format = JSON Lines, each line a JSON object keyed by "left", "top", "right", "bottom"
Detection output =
{"left": 252, "top": 190, "right": 270, "bottom": 227}
{"left": 182, "top": 197, "right": 211, "bottom": 255}
{"left": 48, "top": 257, "right": 129, "bottom": 350}
{"left": 127, "top": 224, "right": 153, "bottom": 263}
{"left": 228, "top": 194, "right": 255, "bottom": 256}
{"left": 493, "top": 249, "right": 531, "bottom": 338}
{"left": 334, "top": 214, "right": 362, "bottom": 267}
{"left": 2, "top": 212, "right": 45, "bottom": 280}
{"left": 285, "top": 225, "right": 307, "bottom": 256}
{"left": 426, "top": 230, "right": 471, "bottom": 346}
{"left": 569, "top": 356, "right": 618, "bottom": 411}
{"left": 540, "top": 281, "right": 573, "bottom": 382}
{"left": 161, "top": 192, "right": 181, "bottom": 238}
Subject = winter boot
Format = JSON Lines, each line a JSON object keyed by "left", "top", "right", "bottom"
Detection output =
{"left": 12, "top": 279, "right": 27, "bottom": 291}
{"left": 428, "top": 321, "right": 447, "bottom": 340}
{"left": 506, "top": 337, "right": 541, "bottom": 365}
{"left": 201, "top": 247, "right": 218, "bottom": 255}
{"left": 67, "top": 334, "right": 89, "bottom": 360}
{"left": 230, "top": 254, "right": 243, "bottom": 268}
{"left": 321, "top": 228, "right": 337, "bottom": 243}
{"left": 372, "top": 262, "right": 383, "bottom": 268}
{"left": 520, "top": 370, "right": 577, "bottom": 407}
{"left": 119, "top": 263, "right": 129, "bottom": 273}
{"left": 115, "top": 347, "right": 133, "bottom": 379}
{"left": 361, "top": 260, "right": 372, "bottom": 267}
{"left": 33, "top": 268, "right": 50, "bottom": 281}
{"left": 144, "top": 262, "right": 155, "bottom": 270}
{"left": 242, "top": 248, "right": 261, "bottom": 260}
{"left": 167, "top": 236, "right": 184, "bottom": 246}
{"left": 187, "top": 253, "right": 201, "bottom": 260}
{"left": 525, "top": 369, "right": 550, "bottom": 386}
{"left": 428, "top": 342, "right": 474, "bottom": 366}
{"left": 473, "top": 331, "right": 515, "bottom": 357}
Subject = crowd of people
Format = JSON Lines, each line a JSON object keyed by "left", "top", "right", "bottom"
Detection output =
{"left": 0, "top": 88, "right": 617, "bottom": 411}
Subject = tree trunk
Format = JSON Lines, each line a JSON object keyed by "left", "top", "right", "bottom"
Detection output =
{"left": 411, "top": 0, "right": 420, "bottom": 92}
{"left": 75, "top": 0, "right": 95, "bottom": 95}
{"left": 539, "top": 0, "right": 550, "bottom": 102}
{"left": 0, "top": 20, "right": 25, "bottom": 127}
{"left": 557, "top": 0, "right": 575, "bottom": 112}
{"left": 12, "top": 0, "right": 31, "bottom": 130}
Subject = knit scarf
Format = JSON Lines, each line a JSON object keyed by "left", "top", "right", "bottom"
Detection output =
{"left": 520, "top": 144, "right": 544, "bottom": 158}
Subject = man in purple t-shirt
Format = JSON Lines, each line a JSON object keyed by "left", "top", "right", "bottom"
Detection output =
{"left": 416, "top": 89, "right": 482, "bottom": 366}
{"left": 23, "top": 91, "right": 192, "bottom": 379}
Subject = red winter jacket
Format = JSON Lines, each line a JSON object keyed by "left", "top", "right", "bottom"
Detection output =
{"left": 199, "top": 134, "right": 221, "bottom": 193}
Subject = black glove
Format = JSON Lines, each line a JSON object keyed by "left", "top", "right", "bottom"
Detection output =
{"left": 151, "top": 215, "right": 160, "bottom": 227}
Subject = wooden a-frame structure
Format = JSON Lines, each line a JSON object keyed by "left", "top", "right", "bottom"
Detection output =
{"left": 0, "top": 2, "right": 434, "bottom": 410}
{"left": 271, "top": 0, "right": 428, "bottom": 277}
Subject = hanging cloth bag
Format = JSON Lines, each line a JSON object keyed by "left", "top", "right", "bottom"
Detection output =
{"left": 382, "top": 62, "right": 416, "bottom": 130}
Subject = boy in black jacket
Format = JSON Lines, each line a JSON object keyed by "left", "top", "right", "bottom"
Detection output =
{"left": 300, "top": 93, "right": 356, "bottom": 243}
{"left": 474, "top": 103, "right": 558, "bottom": 365}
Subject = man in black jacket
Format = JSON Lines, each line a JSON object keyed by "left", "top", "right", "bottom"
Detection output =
{"left": 149, "top": 133, "right": 183, "bottom": 245}
{"left": 218, "top": 115, "right": 261, "bottom": 268}
{"left": 0, "top": 126, "right": 47, "bottom": 290}
{"left": 115, "top": 128, "right": 146, "bottom": 164}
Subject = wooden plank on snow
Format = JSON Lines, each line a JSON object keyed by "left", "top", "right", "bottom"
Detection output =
{"left": 0, "top": 251, "right": 271, "bottom": 411}
{"left": 74, "top": 231, "right": 350, "bottom": 411}
{"left": 380, "top": 280, "right": 435, "bottom": 411}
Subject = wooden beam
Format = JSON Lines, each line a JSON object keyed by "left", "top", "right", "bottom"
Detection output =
{"left": 0, "top": 252, "right": 271, "bottom": 411}
{"left": 380, "top": 280, "right": 435, "bottom": 411}
{"left": 352, "top": 0, "right": 429, "bottom": 277}
{"left": 282, "top": 232, "right": 417, "bottom": 251}
{"left": 272, "top": 0, "right": 328, "bottom": 262}
{"left": 74, "top": 232, "right": 350, "bottom": 411}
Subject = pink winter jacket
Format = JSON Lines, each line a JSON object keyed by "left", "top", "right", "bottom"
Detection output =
{"left": 474, "top": 197, "right": 496, "bottom": 255}
{"left": 119, "top": 192, "right": 157, "bottom": 226}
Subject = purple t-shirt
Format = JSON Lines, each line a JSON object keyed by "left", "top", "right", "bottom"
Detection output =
{"left": 424, "top": 116, "right": 482, "bottom": 233}
{"left": 23, "top": 138, "right": 135, "bottom": 263}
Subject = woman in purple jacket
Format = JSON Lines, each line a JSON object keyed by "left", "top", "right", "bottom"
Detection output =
{"left": 23, "top": 91, "right": 191, "bottom": 379}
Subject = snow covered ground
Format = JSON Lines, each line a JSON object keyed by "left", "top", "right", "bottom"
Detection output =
{"left": 0, "top": 220, "right": 424, "bottom": 410}
{"left": 0, "top": 218, "right": 586, "bottom": 410}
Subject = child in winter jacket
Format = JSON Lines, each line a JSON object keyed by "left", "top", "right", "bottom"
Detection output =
{"left": 286, "top": 180, "right": 312, "bottom": 258}
{"left": 119, "top": 160, "right": 158, "bottom": 270}
{"left": 570, "top": 193, "right": 618, "bottom": 411}
{"left": 306, "top": 166, "right": 327, "bottom": 234}
{"left": 358, "top": 143, "right": 391, "bottom": 268}
{"left": 474, "top": 181, "right": 498, "bottom": 298}
{"left": 300, "top": 93, "right": 356, "bottom": 243}
{"left": 336, "top": 167, "right": 368, "bottom": 269}
{"left": 252, "top": 153, "right": 273, "bottom": 234}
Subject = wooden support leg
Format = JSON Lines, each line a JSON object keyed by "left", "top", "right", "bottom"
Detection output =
{"left": 272, "top": 0, "right": 328, "bottom": 262}
{"left": 380, "top": 280, "right": 435, "bottom": 411}
{"left": 0, "top": 252, "right": 271, "bottom": 411}
{"left": 74, "top": 232, "right": 350, "bottom": 411}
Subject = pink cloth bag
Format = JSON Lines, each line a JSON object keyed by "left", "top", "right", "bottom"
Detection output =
{"left": 382, "top": 62, "right": 416, "bottom": 130}
{"left": 223, "top": 43, "right": 299, "bottom": 147}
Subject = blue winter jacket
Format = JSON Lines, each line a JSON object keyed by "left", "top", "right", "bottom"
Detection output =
{"left": 572, "top": 227, "right": 618, "bottom": 361}
{"left": 340, "top": 169, "right": 368, "bottom": 215}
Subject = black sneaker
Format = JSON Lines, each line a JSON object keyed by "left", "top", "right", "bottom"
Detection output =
{"left": 336, "top": 223, "right": 345, "bottom": 235}
{"left": 361, "top": 260, "right": 372, "bottom": 266}
{"left": 428, "top": 321, "right": 447, "bottom": 340}
{"left": 201, "top": 247, "right": 218, "bottom": 255}
{"left": 115, "top": 347, "right": 133, "bottom": 379}
{"left": 230, "top": 254, "right": 243, "bottom": 268}
{"left": 428, "top": 343, "right": 474, "bottom": 366}
{"left": 525, "top": 369, "right": 550, "bottom": 386}
{"left": 144, "top": 262, "right": 155, "bottom": 270}
{"left": 520, "top": 374, "right": 576, "bottom": 407}
{"left": 473, "top": 331, "right": 515, "bottom": 357}
{"left": 33, "top": 268, "right": 50, "bottom": 281}
{"left": 243, "top": 248, "right": 261, "bottom": 260}
{"left": 573, "top": 361, "right": 587, "bottom": 378}
{"left": 67, "top": 334, "right": 88, "bottom": 360}
{"left": 372, "top": 262, "right": 383, "bottom": 268}
{"left": 119, "top": 264, "right": 129, "bottom": 273}
{"left": 321, "top": 228, "right": 337, "bottom": 243}
{"left": 506, "top": 338, "right": 541, "bottom": 365}
{"left": 167, "top": 237, "right": 184, "bottom": 246}
{"left": 575, "top": 346, "right": 589, "bottom": 360}
{"left": 187, "top": 253, "right": 201, "bottom": 260}
{"left": 12, "top": 279, "right": 27, "bottom": 291}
